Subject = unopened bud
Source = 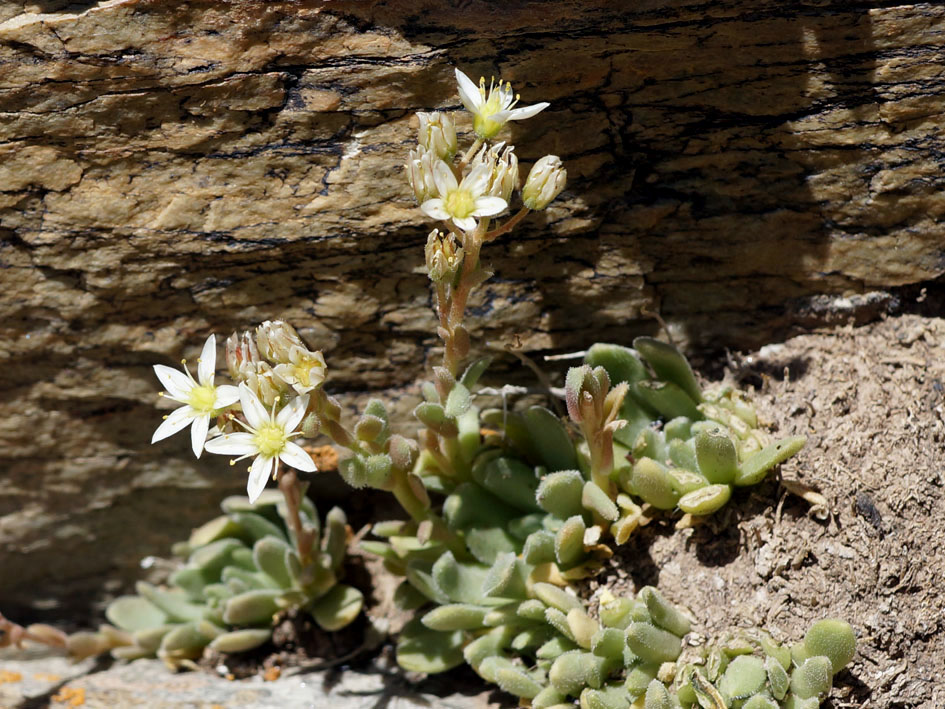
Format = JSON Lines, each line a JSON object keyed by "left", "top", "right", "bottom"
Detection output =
{"left": 475, "top": 143, "right": 518, "bottom": 202}
{"left": 226, "top": 331, "right": 261, "bottom": 380}
{"left": 522, "top": 155, "right": 566, "bottom": 210}
{"left": 424, "top": 229, "right": 463, "bottom": 283}
{"left": 405, "top": 147, "right": 439, "bottom": 204}
{"left": 256, "top": 320, "right": 306, "bottom": 364}
{"left": 417, "top": 111, "right": 457, "bottom": 161}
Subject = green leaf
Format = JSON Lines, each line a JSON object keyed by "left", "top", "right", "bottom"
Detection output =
{"left": 105, "top": 596, "right": 168, "bottom": 633}
{"left": 524, "top": 406, "right": 579, "bottom": 471}
{"left": 626, "top": 622, "right": 683, "bottom": 664}
{"left": 677, "top": 484, "right": 732, "bottom": 516}
{"left": 555, "top": 515, "right": 587, "bottom": 567}
{"left": 583, "top": 481, "right": 619, "bottom": 521}
{"left": 639, "top": 586, "right": 691, "bottom": 637}
{"left": 695, "top": 429, "right": 738, "bottom": 484}
{"left": 735, "top": 435, "right": 807, "bottom": 486}
{"left": 135, "top": 582, "right": 205, "bottom": 623}
{"left": 222, "top": 589, "right": 283, "bottom": 626}
{"left": 631, "top": 380, "right": 702, "bottom": 420}
{"left": 477, "top": 457, "right": 542, "bottom": 512}
{"left": 633, "top": 337, "right": 703, "bottom": 403}
{"left": 803, "top": 619, "right": 856, "bottom": 675}
{"left": 586, "top": 343, "right": 650, "bottom": 385}
{"left": 719, "top": 655, "right": 766, "bottom": 700}
{"left": 536, "top": 470, "right": 586, "bottom": 519}
{"left": 460, "top": 356, "right": 492, "bottom": 389}
{"left": 310, "top": 584, "right": 363, "bottom": 631}
{"left": 252, "top": 536, "right": 294, "bottom": 588}
{"left": 421, "top": 603, "right": 490, "bottom": 631}
{"left": 396, "top": 617, "right": 465, "bottom": 674}
{"left": 444, "top": 382, "right": 472, "bottom": 418}
{"left": 209, "top": 628, "right": 272, "bottom": 653}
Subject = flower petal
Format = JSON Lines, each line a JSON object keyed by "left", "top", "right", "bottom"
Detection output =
{"left": 507, "top": 102, "right": 550, "bottom": 121}
{"left": 280, "top": 441, "right": 317, "bottom": 472}
{"left": 453, "top": 216, "right": 477, "bottom": 231}
{"left": 496, "top": 84, "right": 516, "bottom": 112}
{"left": 462, "top": 161, "right": 491, "bottom": 197}
{"left": 454, "top": 68, "right": 483, "bottom": 114}
{"left": 431, "top": 158, "right": 458, "bottom": 197}
{"left": 151, "top": 405, "right": 195, "bottom": 443}
{"left": 276, "top": 393, "right": 310, "bottom": 432}
{"left": 197, "top": 334, "right": 216, "bottom": 385}
{"left": 239, "top": 384, "right": 269, "bottom": 430}
{"left": 213, "top": 384, "right": 241, "bottom": 409}
{"left": 153, "top": 364, "right": 193, "bottom": 401}
{"left": 204, "top": 432, "right": 258, "bottom": 456}
{"left": 472, "top": 196, "right": 508, "bottom": 217}
{"left": 247, "top": 455, "right": 274, "bottom": 504}
{"left": 190, "top": 413, "right": 210, "bottom": 458}
{"left": 420, "top": 199, "right": 450, "bottom": 221}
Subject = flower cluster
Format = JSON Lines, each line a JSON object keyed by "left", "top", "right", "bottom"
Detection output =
{"left": 405, "top": 68, "right": 567, "bottom": 236}
{"left": 151, "top": 322, "right": 324, "bottom": 502}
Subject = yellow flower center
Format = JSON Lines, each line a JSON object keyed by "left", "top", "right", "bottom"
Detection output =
{"left": 253, "top": 422, "right": 287, "bottom": 458}
{"left": 444, "top": 189, "right": 476, "bottom": 219}
{"left": 294, "top": 357, "right": 324, "bottom": 388}
{"left": 187, "top": 384, "right": 217, "bottom": 413}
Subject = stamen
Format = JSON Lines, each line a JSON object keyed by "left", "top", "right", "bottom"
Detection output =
{"left": 229, "top": 460, "right": 236, "bottom": 466}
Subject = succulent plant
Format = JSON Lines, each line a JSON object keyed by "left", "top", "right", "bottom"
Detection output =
{"left": 66, "top": 490, "right": 363, "bottom": 669}
{"left": 347, "top": 334, "right": 852, "bottom": 707}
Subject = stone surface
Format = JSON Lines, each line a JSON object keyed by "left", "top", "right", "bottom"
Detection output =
{"left": 1, "top": 0, "right": 944, "bottom": 608}
{"left": 0, "top": 648, "right": 493, "bottom": 708}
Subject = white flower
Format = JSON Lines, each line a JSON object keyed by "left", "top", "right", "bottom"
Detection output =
{"left": 405, "top": 146, "right": 440, "bottom": 205}
{"left": 472, "top": 142, "right": 519, "bottom": 202}
{"left": 273, "top": 347, "right": 326, "bottom": 396}
{"left": 417, "top": 111, "right": 457, "bottom": 160}
{"left": 151, "top": 334, "right": 240, "bottom": 458}
{"left": 522, "top": 155, "right": 567, "bottom": 210}
{"left": 420, "top": 159, "right": 507, "bottom": 231}
{"left": 455, "top": 68, "right": 549, "bottom": 139}
{"left": 204, "top": 385, "right": 316, "bottom": 503}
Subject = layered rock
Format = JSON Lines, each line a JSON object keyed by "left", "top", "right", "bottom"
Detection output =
{"left": 1, "top": 0, "right": 943, "bottom": 607}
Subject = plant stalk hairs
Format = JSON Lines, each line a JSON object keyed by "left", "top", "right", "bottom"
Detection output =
{"left": 3, "top": 67, "right": 855, "bottom": 708}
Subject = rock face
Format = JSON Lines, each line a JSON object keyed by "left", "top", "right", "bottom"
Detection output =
{"left": 1, "top": 0, "right": 943, "bottom": 609}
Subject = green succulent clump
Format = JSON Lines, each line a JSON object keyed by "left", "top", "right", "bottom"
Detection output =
{"left": 348, "top": 336, "right": 853, "bottom": 706}
{"left": 662, "top": 617, "right": 857, "bottom": 709}
{"left": 66, "top": 490, "right": 363, "bottom": 669}
{"left": 581, "top": 338, "right": 806, "bottom": 529}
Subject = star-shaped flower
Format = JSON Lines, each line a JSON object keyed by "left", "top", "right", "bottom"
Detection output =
{"left": 420, "top": 159, "right": 507, "bottom": 231}
{"left": 204, "top": 385, "right": 316, "bottom": 503}
{"left": 455, "top": 68, "right": 549, "bottom": 139}
{"left": 151, "top": 335, "right": 240, "bottom": 458}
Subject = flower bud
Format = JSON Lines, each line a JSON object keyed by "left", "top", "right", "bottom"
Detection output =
{"left": 226, "top": 329, "right": 291, "bottom": 405}
{"left": 226, "top": 331, "right": 261, "bottom": 380}
{"left": 405, "top": 147, "right": 440, "bottom": 204}
{"left": 470, "top": 142, "right": 519, "bottom": 203}
{"left": 488, "top": 145, "right": 518, "bottom": 202}
{"left": 522, "top": 155, "right": 566, "bottom": 210}
{"left": 417, "top": 111, "right": 457, "bottom": 161}
{"left": 254, "top": 321, "right": 327, "bottom": 395}
{"left": 424, "top": 229, "right": 463, "bottom": 284}
{"left": 255, "top": 320, "right": 306, "bottom": 364}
